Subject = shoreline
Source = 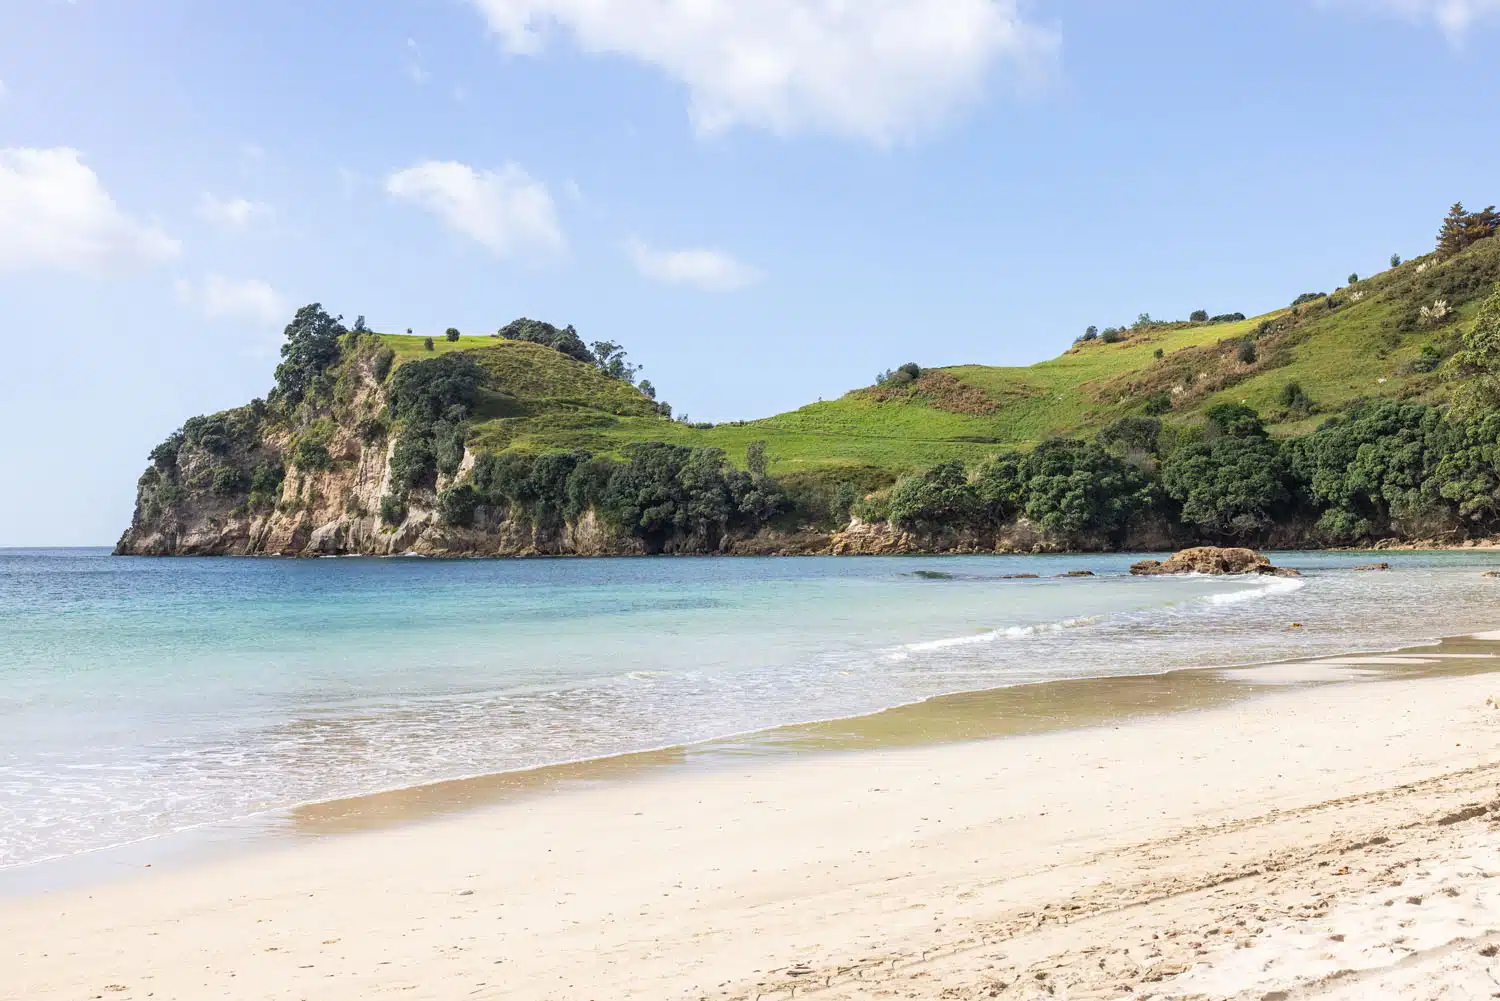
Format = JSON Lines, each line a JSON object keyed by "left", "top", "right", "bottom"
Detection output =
{"left": 8, "top": 639, "right": 1500, "bottom": 998}
{"left": 7, "top": 627, "right": 1500, "bottom": 898}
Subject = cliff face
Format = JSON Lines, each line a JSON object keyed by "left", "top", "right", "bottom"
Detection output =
{"left": 114, "top": 343, "right": 835, "bottom": 558}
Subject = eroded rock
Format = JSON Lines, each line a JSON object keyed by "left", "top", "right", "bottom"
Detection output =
{"left": 1130, "top": 547, "right": 1299, "bottom": 578}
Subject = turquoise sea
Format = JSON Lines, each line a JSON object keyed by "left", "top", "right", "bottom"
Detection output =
{"left": 4, "top": 548, "right": 1500, "bottom": 872}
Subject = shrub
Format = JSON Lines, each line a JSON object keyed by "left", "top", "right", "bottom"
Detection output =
{"left": 1411, "top": 344, "right": 1443, "bottom": 373}
{"left": 1391, "top": 253, "right": 1403, "bottom": 268}
{"left": 432, "top": 417, "right": 468, "bottom": 478}
{"left": 424, "top": 337, "right": 434, "bottom": 351}
{"left": 1082, "top": 325, "right": 1099, "bottom": 341}
{"left": 1143, "top": 390, "right": 1173, "bottom": 416}
{"left": 379, "top": 494, "right": 407, "bottom": 526}
{"left": 387, "top": 353, "right": 482, "bottom": 424}
{"left": 1292, "top": 292, "right": 1326, "bottom": 307}
{"left": 389, "top": 431, "right": 436, "bottom": 491}
{"left": 1348, "top": 273, "right": 1359, "bottom": 285}
{"left": 1278, "top": 381, "right": 1312, "bottom": 413}
{"left": 1190, "top": 310, "right": 1209, "bottom": 323}
{"left": 1100, "top": 328, "right": 1124, "bottom": 344}
{"left": 211, "top": 466, "right": 245, "bottom": 497}
{"left": 293, "top": 420, "right": 336, "bottom": 471}
{"left": 1237, "top": 339, "right": 1258, "bottom": 364}
{"left": 1153, "top": 348, "right": 1165, "bottom": 360}
{"left": 372, "top": 346, "right": 396, "bottom": 383}
{"left": 1210, "top": 312, "right": 1246, "bottom": 324}
{"left": 1419, "top": 299, "right": 1452, "bottom": 326}
{"left": 183, "top": 414, "right": 235, "bottom": 454}
{"left": 248, "top": 462, "right": 285, "bottom": 509}
{"left": 445, "top": 327, "right": 460, "bottom": 342}
{"left": 437, "top": 484, "right": 480, "bottom": 527}
{"left": 356, "top": 415, "right": 390, "bottom": 444}
{"left": 852, "top": 489, "right": 891, "bottom": 523}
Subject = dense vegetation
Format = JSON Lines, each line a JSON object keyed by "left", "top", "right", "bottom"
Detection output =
{"left": 124, "top": 203, "right": 1500, "bottom": 554}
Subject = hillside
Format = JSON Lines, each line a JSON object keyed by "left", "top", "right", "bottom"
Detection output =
{"left": 115, "top": 214, "right": 1500, "bottom": 557}
{"left": 453, "top": 238, "right": 1499, "bottom": 482}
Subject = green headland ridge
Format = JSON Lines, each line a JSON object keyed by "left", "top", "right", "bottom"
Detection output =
{"left": 116, "top": 204, "right": 1500, "bottom": 556}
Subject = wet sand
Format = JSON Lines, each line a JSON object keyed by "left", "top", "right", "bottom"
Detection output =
{"left": 7, "top": 636, "right": 1500, "bottom": 999}
{"left": 285, "top": 632, "right": 1500, "bottom": 838}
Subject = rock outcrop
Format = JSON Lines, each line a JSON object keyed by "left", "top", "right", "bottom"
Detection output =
{"left": 1130, "top": 547, "right": 1300, "bottom": 577}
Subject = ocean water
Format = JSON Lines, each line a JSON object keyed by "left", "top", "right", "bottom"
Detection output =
{"left": 3, "top": 548, "right": 1500, "bottom": 871}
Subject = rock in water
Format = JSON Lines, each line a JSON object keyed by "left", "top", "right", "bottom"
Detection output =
{"left": 1130, "top": 547, "right": 1299, "bottom": 577}
{"left": 1351, "top": 562, "right": 1390, "bottom": 571}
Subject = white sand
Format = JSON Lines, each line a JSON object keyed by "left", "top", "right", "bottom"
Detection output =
{"left": 6, "top": 672, "right": 1500, "bottom": 1001}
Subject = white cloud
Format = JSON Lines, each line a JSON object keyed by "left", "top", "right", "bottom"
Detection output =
{"left": 626, "top": 239, "right": 762, "bottom": 291}
{"left": 0, "top": 147, "right": 180, "bottom": 275}
{"left": 1324, "top": 0, "right": 1500, "bottom": 38}
{"left": 386, "top": 160, "right": 565, "bottom": 257}
{"left": 405, "top": 38, "right": 430, "bottom": 84}
{"left": 197, "top": 193, "right": 269, "bottom": 230}
{"left": 469, "top": 0, "right": 1057, "bottom": 142}
{"left": 176, "top": 275, "right": 285, "bottom": 325}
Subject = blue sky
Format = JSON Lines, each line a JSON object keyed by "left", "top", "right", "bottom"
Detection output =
{"left": 2, "top": 0, "right": 1499, "bottom": 545}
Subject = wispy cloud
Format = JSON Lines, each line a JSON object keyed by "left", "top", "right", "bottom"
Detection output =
{"left": 404, "top": 38, "right": 430, "bottom": 84}
{"left": 175, "top": 274, "right": 285, "bottom": 325}
{"left": 1320, "top": 0, "right": 1500, "bottom": 40}
{"left": 197, "top": 193, "right": 269, "bottom": 231}
{"left": 469, "top": 0, "right": 1057, "bottom": 143}
{"left": 626, "top": 239, "right": 762, "bottom": 291}
{"left": 387, "top": 160, "right": 566, "bottom": 257}
{"left": 0, "top": 147, "right": 180, "bottom": 275}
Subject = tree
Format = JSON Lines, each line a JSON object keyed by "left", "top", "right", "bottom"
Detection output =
{"left": 638, "top": 379, "right": 657, "bottom": 400}
{"left": 1190, "top": 310, "right": 1209, "bottom": 323}
{"left": 498, "top": 318, "right": 595, "bottom": 364}
{"left": 1082, "top": 325, "right": 1099, "bottom": 341}
{"left": 272, "top": 304, "right": 347, "bottom": 404}
{"left": 1162, "top": 435, "right": 1291, "bottom": 537}
{"left": 889, "top": 462, "right": 979, "bottom": 531}
{"left": 746, "top": 441, "right": 769, "bottom": 478}
{"left": 1391, "top": 253, "right": 1403, "bottom": 268}
{"left": 1237, "top": 339, "right": 1258, "bottom": 364}
{"left": 445, "top": 327, "right": 461, "bottom": 342}
{"left": 591, "top": 341, "right": 639, "bottom": 383}
{"left": 1348, "top": 273, "right": 1359, "bottom": 285}
{"left": 1021, "top": 439, "right": 1151, "bottom": 539}
{"left": 1450, "top": 283, "right": 1500, "bottom": 416}
{"left": 1437, "top": 202, "right": 1500, "bottom": 257}
{"left": 424, "top": 337, "right": 434, "bottom": 351}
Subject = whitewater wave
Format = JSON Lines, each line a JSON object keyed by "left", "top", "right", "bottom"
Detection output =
{"left": 1202, "top": 575, "right": 1306, "bottom": 605}
{"left": 894, "top": 615, "right": 1102, "bottom": 655}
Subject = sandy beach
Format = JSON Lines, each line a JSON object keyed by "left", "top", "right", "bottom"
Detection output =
{"left": 7, "top": 651, "right": 1500, "bottom": 1000}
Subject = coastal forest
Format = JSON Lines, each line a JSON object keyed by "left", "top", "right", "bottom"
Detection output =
{"left": 117, "top": 203, "right": 1500, "bottom": 556}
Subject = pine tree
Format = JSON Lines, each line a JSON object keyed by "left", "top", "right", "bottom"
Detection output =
{"left": 1437, "top": 202, "right": 1500, "bottom": 257}
{"left": 1437, "top": 202, "right": 1468, "bottom": 257}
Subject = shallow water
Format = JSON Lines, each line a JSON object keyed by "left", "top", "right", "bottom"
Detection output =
{"left": 3, "top": 548, "right": 1500, "bottom": 870}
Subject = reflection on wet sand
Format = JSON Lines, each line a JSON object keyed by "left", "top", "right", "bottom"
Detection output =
{"left": 287, "top": 633, "right": 1500, "bottom": 839}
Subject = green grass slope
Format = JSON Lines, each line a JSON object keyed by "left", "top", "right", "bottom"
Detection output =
{"left": 380, "top": 236, "right": 1500, "bottom": 485}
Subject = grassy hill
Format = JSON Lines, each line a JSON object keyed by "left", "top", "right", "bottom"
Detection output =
{"left": 379, "top": 234, "right": 1500, "bottom": 488}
